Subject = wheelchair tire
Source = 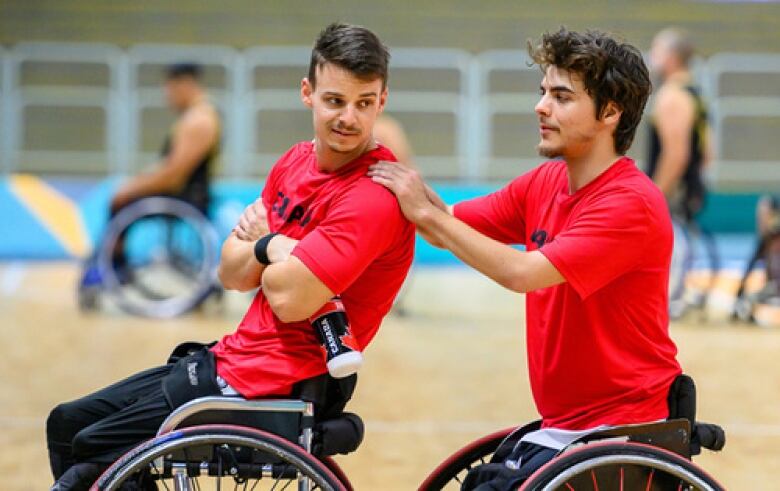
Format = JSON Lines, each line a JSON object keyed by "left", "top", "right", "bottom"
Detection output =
{"left": 92, "top": 424, "right": 347, "bottom": 491}
{"left": 97, "top": 197, "right": 219, "bottom": 318}
{"left": 418, "top": 427, "right": 514, "bottom": 490}
{"left": 519, "top": 441, "right": 724, "bottom": 491}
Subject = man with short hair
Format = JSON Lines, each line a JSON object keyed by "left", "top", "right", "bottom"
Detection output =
{"left": 370, "top": 28, "right": 682, "bottom": 489}
{"left": 647, "top": 27, "right": 711, "bottom": 222}
{"left": 49, "top": 23, "right": 414, "bottom": 490}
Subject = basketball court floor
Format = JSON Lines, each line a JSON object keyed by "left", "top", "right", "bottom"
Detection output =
{"left": 1, "top": 262, "right": 778, "bottom": 490}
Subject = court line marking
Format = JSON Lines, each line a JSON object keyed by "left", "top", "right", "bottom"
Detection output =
{"left": 8, "top": 174, "right": 91, "bottom": 257}
{"left": 0, "top": 261, "right": 26, "bottom": 296}
{"left": 3, "top": 416, "right": 780, "bottom": 437}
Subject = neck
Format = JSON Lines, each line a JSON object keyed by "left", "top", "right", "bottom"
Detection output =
{"left": 665, "top": 68, "right": 690, "bottom": 85}
{"left": 563, "top": 140, "right": 622, "bottom": 193}
{"left": 181, "top": 90, "right": 207, "bottom": 113}
{"left": 314, "top": 137, "right": 377, "bottom": 173}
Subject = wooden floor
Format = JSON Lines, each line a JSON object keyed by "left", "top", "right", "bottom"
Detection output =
{"left": 2, "top": 262, "right": 779, "bottom": 490}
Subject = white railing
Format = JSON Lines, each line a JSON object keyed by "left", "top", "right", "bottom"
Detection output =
{"left": 0, "top": 42, "right": 778, "bottom": 187}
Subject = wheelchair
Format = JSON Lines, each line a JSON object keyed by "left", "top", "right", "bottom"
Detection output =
{"left": 419, "top": 375, "right": 726, "bottom": 491}
{"left": 78, "top": 196, "right": 223, "bottom": 318}
{"left": 91, "top": 374, "right": 361, "bottom": 491}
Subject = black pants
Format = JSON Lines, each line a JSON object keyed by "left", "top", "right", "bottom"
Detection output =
{"left": 46, "top": 347, "right": 222, "bottom": 488}
{"left": 463, "top": 442, "right": 558, "bottom": 491}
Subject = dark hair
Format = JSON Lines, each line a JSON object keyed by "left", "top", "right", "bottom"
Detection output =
{"left": 166, "top": 62, "right": 202, "bottom": 80}
{"left": 528, "top": 27, "right": 651, "bottom": 155}
{"left": 308, "top": 23, "right": 390, "bottom": 89}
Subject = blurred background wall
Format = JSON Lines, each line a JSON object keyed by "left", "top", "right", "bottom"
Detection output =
{"left": 1, "top": 0, "right": 779, "bottom": 258}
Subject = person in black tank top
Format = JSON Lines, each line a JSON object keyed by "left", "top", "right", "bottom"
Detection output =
{"left": 647, "top": 28, "right": 711, "bottom": 222}
{"left": 79, "top": 63, "right": 220, "bottom": 285}
{"left": 110, "top": 63, "right": 220, "bottom": 216}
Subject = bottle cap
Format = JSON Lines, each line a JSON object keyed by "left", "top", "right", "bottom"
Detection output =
{"left": 327, "top": 351, "right": 363, "bottom": 378}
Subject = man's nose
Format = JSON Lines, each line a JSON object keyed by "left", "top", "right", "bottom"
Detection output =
{"left": 535, "top": 96, "right": 550, "bottom": 117}
{"left": 339, "top": 104, "right": 358, "bottom": 127}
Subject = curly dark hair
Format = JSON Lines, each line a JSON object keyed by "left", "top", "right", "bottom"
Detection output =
{"left": 528, "top": 27, "right": 651, "bottom": 155}
{"left": 309, "top": 23, "right": 390, "bottom": 90}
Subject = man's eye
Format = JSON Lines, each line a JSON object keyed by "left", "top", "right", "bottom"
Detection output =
{"left": 327, "top": 98, "right": 342, "bottom": 105}
{"left": 358, "top": 100, "right": 373, "bottom": 108}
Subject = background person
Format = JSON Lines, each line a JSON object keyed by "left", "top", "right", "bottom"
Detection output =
{"left": 78, "top": 63, "right": 221, "bottom": 290}
{"left": 647, "top": 27, "right": 712, "bottom": 222}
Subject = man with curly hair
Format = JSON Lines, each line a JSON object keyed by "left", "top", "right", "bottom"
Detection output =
{"left": 370, "top": 28, "right": 682, "bottom": 489}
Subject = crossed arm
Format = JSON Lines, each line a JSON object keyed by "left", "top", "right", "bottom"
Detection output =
{"left": 368, "top": 163, "right": 565, "bottom": 293}
{"left": 218, "top": 199, "right": 335, "bottom": 322}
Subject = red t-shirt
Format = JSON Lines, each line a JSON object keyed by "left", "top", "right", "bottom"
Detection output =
{"left": 212, "top": 142, "right": 414, "bottom": 398}
{"left": 454, "top": 158, "right": 681, "bottom": 430}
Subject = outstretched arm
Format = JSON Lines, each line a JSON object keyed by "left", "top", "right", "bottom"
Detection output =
{"left": 369, "top": 162, "right": 564, "bottom": 293}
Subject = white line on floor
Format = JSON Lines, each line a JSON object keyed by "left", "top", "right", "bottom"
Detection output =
{"left": 0, "top": 261, "right": 27, "bottom": 296}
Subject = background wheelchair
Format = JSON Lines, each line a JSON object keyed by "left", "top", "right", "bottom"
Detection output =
{"left": 419, "top": 375, "right": 726, "bottom": 491}
{"left": 78, "top": 196, "right": 223, "bottom": 318}
{"left": 91, "top": 374, "right": 362, "bottom": 491}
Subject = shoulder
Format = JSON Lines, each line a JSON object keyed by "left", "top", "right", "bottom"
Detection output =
{"left": 509, "top": 160, "right": 566, "bottom": 193}
{"left": 595, "top": 161, "right": 667, "bottom": 219}
{"left": 327, "top": 176, "right": 407, "bottom": 225}
{"left": 179, "top": 104, "right": 219, "bottom": 134}
{"left": 274, "top": 142, "right": 314, "bottom": 168}
{"left": 347, "top": 177, "right": 404, "bottom": 213}
{"left": 655, "top": 83, "right": 695, "bottom": 115}
{"left": 535, "top": 160, "right": 567, "bottom": 180}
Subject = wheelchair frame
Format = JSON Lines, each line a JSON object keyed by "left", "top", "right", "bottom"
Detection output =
{"left": 92, "top": 396, "right": 352, "bottom": 491}
{"left": 84, "top": 196, "right": 222, "bottom": 318}
{"left": 419, "top": 418, "right": 725, "bottom": 491}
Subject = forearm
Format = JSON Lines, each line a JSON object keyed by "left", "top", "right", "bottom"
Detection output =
{"left": 261, "top": 256, "right": 334, "bottom": 322}
{"left": 218, "top": 233, "right": 264, "bottom": 292}
{"left": 119, "top": 164, "right": 185, "bottom": 200}
{"left": 417, "top": 209, "right": 537, "bottom": 293}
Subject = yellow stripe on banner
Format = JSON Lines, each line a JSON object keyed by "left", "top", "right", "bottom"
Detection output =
{"left": 9, "top": 174, "right": 90, "bottom": 257}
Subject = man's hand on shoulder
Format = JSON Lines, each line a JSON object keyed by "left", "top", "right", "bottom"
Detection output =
{"left": 368, "top": 161, "right": 449, "bottom": 224}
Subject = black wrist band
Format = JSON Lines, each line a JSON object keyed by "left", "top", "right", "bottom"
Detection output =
{"left": 254, "top": 233, "right": 279, "bottom": 265}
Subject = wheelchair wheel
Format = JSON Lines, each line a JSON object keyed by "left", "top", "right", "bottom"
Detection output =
{"left": 93, "top": 424, "right": 347, "bottom": 491}
{"left": 519, "top": 442, "right": 724, "bottom": 491}
{"left": 418, "top": 428, "right": 514, "bottom": 490}
{"left": 97, "top": 197, "right": 219, "bottom": 318}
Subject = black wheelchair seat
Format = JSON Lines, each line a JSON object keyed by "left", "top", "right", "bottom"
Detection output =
{"left": 572, "top": 419, "right": 692, "bottom": 458}
{"left": 156, "top": 373, "right": 364, "bottom": 458}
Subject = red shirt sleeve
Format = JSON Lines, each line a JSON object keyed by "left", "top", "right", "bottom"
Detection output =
{"left": 540, "top": 189, "right": 656, "bottom": 299}
{"left": 453, "top": 173, "right": 533, "bottom": 244}
{"left": 291, "top": 180, "right": 408, "bottom": 294}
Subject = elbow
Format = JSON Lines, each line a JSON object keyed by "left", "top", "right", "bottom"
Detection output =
{"left": 218, "top": 266, "right": 257, "bottom": 293}
{"left": 503, "top": 269, "right": 531, "bottom": 294}
{"left": 266, "top": 291, "right": 310, "bottom": 323}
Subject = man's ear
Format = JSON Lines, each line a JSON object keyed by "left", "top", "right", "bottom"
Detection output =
{"left": 301, "top": 78, "right": 313, "bottom": 108}
{"left": 601, "top": 101, "right": 622, "bottom": 128}
{"left": 377, "top": 86, "right": 389, "bottom": 115}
